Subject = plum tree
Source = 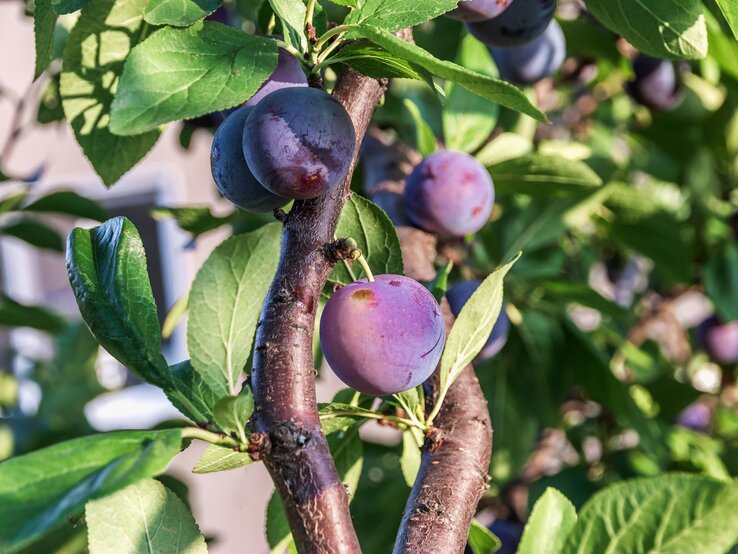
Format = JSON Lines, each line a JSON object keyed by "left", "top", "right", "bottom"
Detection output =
{"left": 320, "top": 274, "right": 445, "bottom": 395}
{"left": 466, "top": 0, "right": 556, "bottom": 48}
{"left": 210, "top": 107, "right": 289, "bottom": 212}
{"left": 403, "top": 151, "right": 494, "bottom": 237}
{"left": 698, "top": 316, "right": 738, "bottom": 364}
{"left": 490, "top": 20, "right": 565, "bottom": 84}
{"left": 446, "top": 280, "right": 510, "bottom": 361}
{"left": 245, "top": 47, "right": 308, "bottom": 107}
{"left": 626, "top": 55, "right": 683, "bottom": 111}
{"left": 243, "top": 87, "right": 356, "bottom": 200}
{"left": 447, "top": 0, "right": 514, "bottom": 22}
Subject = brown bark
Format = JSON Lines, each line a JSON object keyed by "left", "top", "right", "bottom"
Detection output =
{"left": 251, "top": 69, "right": 388, "bottom": 553}
{"left": 361, "top": 131, "right": 493, "bottom": 554}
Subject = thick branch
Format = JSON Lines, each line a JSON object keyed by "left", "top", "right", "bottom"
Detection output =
{"left": 361, "top": 132, "right": 493, "bottom": 554}
{"left": 251, "top": 70, "right": 388, "bottom": 553}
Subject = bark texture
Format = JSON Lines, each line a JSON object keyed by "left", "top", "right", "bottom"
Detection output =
{"left": 251, "top": 69, "right": 387, "bottom": 554}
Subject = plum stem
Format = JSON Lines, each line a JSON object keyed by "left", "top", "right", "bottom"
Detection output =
{"left": 314, "top": 24, "right": 352, "bottom": 51}
{"left": 305, "top": 0, "right": 317, "bottom": 31}
{"left": 355, "top": 252, "right": 375, "bottom": 282}
{"left": 181, "top": 427, "right": 241, "bottom": 449}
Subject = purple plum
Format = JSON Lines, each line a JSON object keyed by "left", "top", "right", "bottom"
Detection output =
{"left": 698, "top": 316, "right": 738, "bottom": 365}
{"left": 446, "top": 280, "right": 509, "bottom": 361}
{"left": 246, "top": 47, "right": 308, "bottom": 107}
{"left": 677, "top": 403, "right": 711, "bottom": 432}
{"left": 626, "top": 55, "right": 683, "bottom": 111}
{"left": 210, "top": 106, "right": 289, "bottom": 212}
{"left": 490, "top": 20, "right": 565, "bottom": 84}
{"left": 320, "top": 275, "right": 446, "bottom": 395}
{"left": 243, "top": 87, "right": 356, "bottom": 200}
{"left": 466, "top": 0, "right": 556, "bottom": 48}
{"left": 447, "top": 0, "right": 514, "bottom": 22}
{"left": 403, "top": 151, "right": 494, "bottom": 237}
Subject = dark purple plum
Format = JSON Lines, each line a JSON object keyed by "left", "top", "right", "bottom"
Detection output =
{"left": 466, "top": 0, "right": 556, "bottom": 48}
{"left": 403, "top": 151, "right": 494, "bottom": 237}
{"left": 320, "top": 275, "right": 446, "bottom": 395}
{"left": 698, "top": 316, "right": 738, "bottom": 364}
{"left": 246, "top": 47, "right": 308, "bottom": 107}
{"left": 447, "top": 0, "right": 514, "bottom": 22}
{"left": 210, "top": 107, "right": 288, "bottom": 212}
{"left": 446, "top": 280, "right": 509, "bottom": 361}
{"left": 243, "top": 87, "right": 356, "bottom": 200}
{"left": 626, "top": 55, "right": 683, "bottom": 111}
{"left": 490, "top": 20, "right": 565, "bottom": 84}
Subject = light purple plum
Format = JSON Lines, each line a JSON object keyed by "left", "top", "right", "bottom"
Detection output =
{"left": 243, "top": 87, "right": 356, "bottom": 200}
{"left": 246, "top": 47, "right": 308, "bottom": 107}
{"left": 320, "top": 275, "right": 446, "bottom": 395}
{"left": 698, "top": 316, "right": 738, "bottom": 365}
{"left": 447, "top": 0, "right": 514, "bottom": 22}
{"left": 210, "top": 106, "right": 289, "bottom": 212}
{"left": 403, "top": 151, "right": 494, "bottom": 237}
{"left": 446, "top": 280, "right": 509, "bottom": 361}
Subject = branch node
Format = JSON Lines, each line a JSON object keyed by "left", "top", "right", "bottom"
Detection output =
{"left": 247, "top": 432, "right": 271, "bottom": 461}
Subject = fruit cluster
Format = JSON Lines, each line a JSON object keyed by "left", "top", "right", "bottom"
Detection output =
{"left": 210, "top": 50, "right": 356, "bottom": 212}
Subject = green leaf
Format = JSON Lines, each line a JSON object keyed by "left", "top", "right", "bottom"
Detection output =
{"left": 467, "top": 520, "right": 501, "bottom": 554}
{"left": 346, "top": 0, "right": 458, "bottom": 31}
{"left": 86, "top": 478, "right": 207, "bottom": 554}
{"left": 0, "top": 217, "right": 63, "bottom": 252}
{"left": 705, "top": 242, "right": 738, "bottom": 321}
{"left": 187, "top": 223, "right": 281, "bottom": 397}
{"left": 33, "top": 0, "right": 57, "bottom": 78}
{"left": 167, "top": 360, "right": 220, "bottom": 425}
{"left": 518, "top": 488, "right": 577, "bottom": 554}
{"left": 352, "top": 25, "right": 545, "bottom": 122}
{"left": 0, "top": 294, "right": 66, "bottom": 333}
{"left": 328, "top": 425, "right": 364, "bottom": 497}
{"left": 52, "top": 0, "right": 90, "bottom": 14}
{"left": 110, "top": 22, "right": 278, "bottom": 136}
{"left": 583, "top": 0, "right": 707, "bottom": 60}
{"left": 318, "top": 402, "right": 377, "bottom": 434}
{"left": 475, "top": 132, "right": 532, "bottom": 167}
{"left": 403, "top": 98, "right": 437, "bottom": 156}
{"left": 331, "top": 194, "right": 404, "bottom": 287}
{"left": 443, "top": 34, "right": 499, "bottom": 154}
{"left": 0, "top": 429, "right": 183, "bottom": 553}
{"left": 265, "top": 493, "right": 296, "bottom": 554}
{"left": 24, "top": 191, "right": 109, "bottom": 221}
{"left": 152, "top": 205, "right": 235, "bottom": 239}
{"left": 267, "top": 0, "right": 307, "bottom": 53}
{"left": 213, "top": 386, "right": 254, "bottom": 442}
{"left": 562, "top": 474, "right": 738, "bottom": 554}
{"left": 67, "top": 217, "right": 170, "bottom": 389}
{"left": 144, "top": 0, "right": 221, "bottom": 26}
{"left": 439, "top": 253, "right": 520, "bottom": 393}
{"left": 192, "top": 444, "right": 252, "bottom": 473}
{"left": 327, "top": 43, "right": 424, "bottom": 80}
{"left": 60, "top": 0, "right": 160, "bottom": 186}
{"left": 716, "top": 0, "right": 738, "bottom": 40}
{"left": 399, "top": 430, "right": 421, "bottom": 487}
{"left": 489, "top": 155, "right": 603, "bottom": 196}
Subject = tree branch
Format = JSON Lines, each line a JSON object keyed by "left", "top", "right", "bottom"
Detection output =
{"left": 361, "top": 131, "right": 493, "bottom": 554}
{"left": 250, "top": 69, "right": 388, "bottom": 552}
